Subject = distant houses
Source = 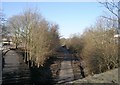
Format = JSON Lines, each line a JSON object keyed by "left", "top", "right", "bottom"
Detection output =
{"left": 2, "top": 36, "right": 13, "bottom": 46}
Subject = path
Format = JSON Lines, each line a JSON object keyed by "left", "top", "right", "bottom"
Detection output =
{"left": 57, "top": 48, "right": 74, "bottom": 84}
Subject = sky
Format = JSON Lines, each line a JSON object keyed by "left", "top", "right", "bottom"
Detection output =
{"left": 2, "top": 2, "right": 107, "bottom": 38}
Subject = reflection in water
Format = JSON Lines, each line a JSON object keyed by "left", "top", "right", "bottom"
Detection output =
{"left": 2, "top": 50, "right": 53, "bottom": 85}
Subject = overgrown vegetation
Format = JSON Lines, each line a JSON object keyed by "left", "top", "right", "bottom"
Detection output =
{"left": 8, "top": 8, "right": 60, "bottom": 67}
{"left": 64, "top": 17, "right": 118, "bottom": 76}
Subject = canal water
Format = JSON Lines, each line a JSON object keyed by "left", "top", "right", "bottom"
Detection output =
{"left": 2, "top": 50, "right": 32, "bottom": 84}
{"left": 2, "top": 50, "right": 53, "bottom": 85}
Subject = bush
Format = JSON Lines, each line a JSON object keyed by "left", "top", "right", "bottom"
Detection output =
{"left": 81, "top": 27, "right": 118, "bottom": 75}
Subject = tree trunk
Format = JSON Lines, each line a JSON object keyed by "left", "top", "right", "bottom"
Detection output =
{"left": 15, "top": 43, "right": 18, "bottom": 49}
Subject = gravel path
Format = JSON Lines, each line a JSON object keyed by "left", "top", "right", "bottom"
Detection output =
{"left": 57, "top": 48, "right": 74, "bottom": 84}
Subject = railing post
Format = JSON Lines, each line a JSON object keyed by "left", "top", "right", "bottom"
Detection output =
{"left": 118, "top": 1, "right": 120, "bottom": 84}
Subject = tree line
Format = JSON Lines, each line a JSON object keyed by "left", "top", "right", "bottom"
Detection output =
{"left": 8, "top": 8, "right": 60, "bottom": 68}
{"left": 61, "top": 17, "right": 118, "bottom": 76}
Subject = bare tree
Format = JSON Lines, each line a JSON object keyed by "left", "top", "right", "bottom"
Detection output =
{"left": 99, "top": 0, "right": 119, "bottom": 19}
{"left": 99, "top": 0, "right": 120, "bottom": 34}
{"left": 8, "top": 8, "right": 60, "bottom": 67}
{"left": 81, "top": 17, "right": 118, "bottom": 75}
{"left": 8, "top": 15, "right": 23, "bottom": 48}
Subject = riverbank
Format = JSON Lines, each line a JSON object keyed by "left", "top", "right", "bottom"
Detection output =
{"left": 69, "top": 68, "right": 118, "bottom": 84}
{"left": 15, "top": 48, "right": 60, "bottom": 84}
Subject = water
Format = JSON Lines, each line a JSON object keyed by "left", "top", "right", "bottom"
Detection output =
{"left": 2, "top": 50, "right": 54, "bottom": 85}
{"left": 2, "top": 50, "right": 32, "bottom": 84}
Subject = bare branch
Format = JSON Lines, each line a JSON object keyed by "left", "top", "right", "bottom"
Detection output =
{"left": 100, "top": 15, "right": 118, "bottom": 21}
{"left": 99, "top": 0, "right": 118, "bottom": 18}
